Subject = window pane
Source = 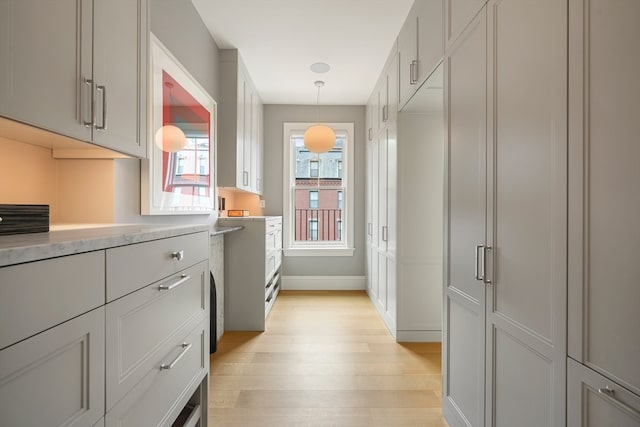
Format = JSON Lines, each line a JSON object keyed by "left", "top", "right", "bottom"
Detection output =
{"left": 291, "top": 134, "right": 347, "bottom": 244}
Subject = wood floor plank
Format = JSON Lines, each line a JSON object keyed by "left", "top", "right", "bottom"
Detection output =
{"left": 209, "top": 290, "right": 448, "bottom": 426}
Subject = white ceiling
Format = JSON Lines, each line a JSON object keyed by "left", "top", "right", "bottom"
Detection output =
{"left": 191, "top": 0, "right": 414, "bottom": 105}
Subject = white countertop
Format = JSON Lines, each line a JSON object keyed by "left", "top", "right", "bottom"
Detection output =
{"left": 0, "top": 223, "right": 211, "bottom": 267}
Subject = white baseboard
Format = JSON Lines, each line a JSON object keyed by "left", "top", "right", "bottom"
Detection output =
{"left": 281, "top": 275, "right": 366, "bottom": 291}
{"left": 397, "top": 330, "right": 442, "bottom": 342}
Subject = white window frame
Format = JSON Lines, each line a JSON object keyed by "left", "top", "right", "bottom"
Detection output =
{"left": 283, "top": 122, "right": 355, "bottom": 256}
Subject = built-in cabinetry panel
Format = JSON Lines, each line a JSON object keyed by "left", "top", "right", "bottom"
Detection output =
{"left": 0, "top": 307, "right": 105, "bottom": 427}
{"left": 0, "top": 250, "right": 104, "bottom": 350}
{"left": 219, "top": 50, "right": 264, "bottom": 194}
{"left": 442, "top": 8, "right": 486, "bottom": 425}
{"left": 0, "top": 227, "right": 210, "bottom": 427}
{"left": 398, "top": 0, "right": 444, "bottom": 109}
{"left": 366, "top": 17, "right": 444, "bottom": 341}
{"left": 219, "top": 216, "right": 282, "bottom": 331}
{"left": 443, "top": 0, "right": 567, "bottom": 425}
{"left": 0, "top": 0, "right": 148, "bottom": 157}
{"left": 567, "top": 0, "right": 640, "bottom": 418}
{"left": 444, "top": 0, "right": 487, "bottom": 49}
{"left": 568, "top": 359, "right": 640, "bottom": 427}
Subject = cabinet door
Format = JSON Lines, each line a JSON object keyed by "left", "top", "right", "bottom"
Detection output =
{"left": 568, "top": 0, "right": 640, "bottom": 396}
{"left": 0, "top": 308, "right": 105, "bottom": 427}
{"left": 485, "top": 0, "right": 567, "bottom": 425}
{"left": 442, "top": 8, "right": 487, "bottom": 427}
{"left": 568, "top": 358, "right": 640, "bottom": 427}
{"left": 92, "top": 0, "right": 147, "bottom": 157}
{"left": 236, "top": 77, "right": 247, "bottom": 189}
{"left": 242, "top": 77, "right": 253, "bottom": 191}
{"left": 377, "top": 129, "right": 389, "bottom": 251}
{"left": 416, "top": 0, "right": 444, "bottom": 86}
{"left": 445, "top": 0, "right": 487, "bottom": 49}
{"left": 398, "top": 5, "right": 418, "bottom": 109}
{"left": 0, "top": 0, "right": 92, "bottom": 141}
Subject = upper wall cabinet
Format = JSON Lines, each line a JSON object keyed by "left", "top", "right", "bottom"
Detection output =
{"left": 398, "top": 0, "right": 444, "bottom": 110}
{"left": 0, "top": 0, "right": 148, "bottom": 158}
{"left": 444, "top": 0, "right": 487, "bottom": 49}
{"left": 219, "top": 50, "right": 263, "bottom": 194}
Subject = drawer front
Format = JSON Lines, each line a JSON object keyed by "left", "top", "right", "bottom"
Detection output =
{"left": 106, "top": 260, "right": 208, "bottom": 410}
{"left": 106, "top": 231, "right": 208, "bottom": 302}
{"left": 0, "top": 251, "right": 104, "bottom": 350}
{"left": 568, "top": 358, "right": 640, "bottom": 426}
{"left": 0, "top": 308, "right": 105, "bottom": 427}
{"left": 105, "top": 318, "right": 208, "bottom": 427}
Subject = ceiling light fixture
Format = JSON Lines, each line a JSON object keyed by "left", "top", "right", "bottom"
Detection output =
{"left": 303, "top": 80, "right": 336, "bottom": 154}
{"left": 310, "top": 62, "right": 330, "bottom": 74}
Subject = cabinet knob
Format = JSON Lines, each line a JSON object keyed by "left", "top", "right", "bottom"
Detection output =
{"left": 170, "top": 250, "right": 184, "bottom": 261}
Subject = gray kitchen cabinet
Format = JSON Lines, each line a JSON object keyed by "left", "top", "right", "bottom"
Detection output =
{"left": 105, "top": 318, "right": 208, "bottom": 427}
{"left": 568, "top": 358, "right": 640, "bottom": 427}
{"left": 444, "top": 0, "right": 487, "bottom": 49}
{"left": 0, "top": 0, "right": 148, "bottom": 158}
{"left": 442, "top": 8, "right": 486, "bottom": 426}
{"left": 567, "top": 0, "right": 640, "bottom": 411}
{"left": 366, "top": 36, "right": 444, "bottom": 342}
{"left": 0, "top": 225, "right": 210, "bottom": 427}
{"left": 219, "top": 216, "right": 282, "bottom": 331}
{"left": 219, "top": 50, "right": 263, "bottom": 194}
{"left": 398, "top": 0, "right": 444, "bottom": 110}
{"left": 444, "top": 0, "right": 568, "bottom": 425}
{"left": 0, "top": 307, "right": 105, "bottom": 427}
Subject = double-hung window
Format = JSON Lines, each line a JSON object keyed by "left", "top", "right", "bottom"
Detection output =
{"left": 283, "top": 122, "right": 354, "bottom": 256}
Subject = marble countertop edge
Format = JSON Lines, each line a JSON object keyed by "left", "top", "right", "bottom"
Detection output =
{"left": 0, "top": 223, "right": 214, "bottom": 268}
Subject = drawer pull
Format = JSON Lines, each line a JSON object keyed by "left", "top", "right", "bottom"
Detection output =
{"left": 598, "top": 387, "right": 640, "bottom": 419}
{"left": 158, "top": 274, "right": 190, "bottom": 291}
{"left": 160, "top": 342, "right": 192, "bottom": 370}
{"left": 171, "top": 250, "right": 184, "bottom": 261}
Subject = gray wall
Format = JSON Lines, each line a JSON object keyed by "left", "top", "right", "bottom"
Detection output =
{"left": 113, "top": 0, "right": 221, "bottom": 225}
{"left": 263, "top": 105, "right": 366, "bottom": 277}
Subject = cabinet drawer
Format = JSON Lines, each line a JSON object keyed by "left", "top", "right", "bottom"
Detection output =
{"left": 106, "top": 231, "right": 208, "bottom": 302}
{"left": 265, "top": 250, "right": 282, "bottom": 283}
{"left": 568, "top": 358, "right": 640, "bottom": 426}
{"left": 105, "top": 318, "right": 208, "bottom": 427}
{"left": 0, "top": 308, "right": 105, "bottom": 427}
{"left": 0, "top": 251, "right": 104, "bottom": 350}
{"left": 106, "top": 261, "right": 208, "bottom": 410}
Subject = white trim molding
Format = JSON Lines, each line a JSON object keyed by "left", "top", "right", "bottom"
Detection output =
{"left": 281, "top": 276, "right": 365, "bottom": 291}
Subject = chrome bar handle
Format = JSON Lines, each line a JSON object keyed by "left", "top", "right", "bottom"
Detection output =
{"left": 82, "top": 78, "right": 93, "bottom": 127}
{"left": 475, "top": 244, "right": 484, "bottom": 281}
{"left": 367, "top": 223, "right": 372, "bottom": 236}
{"left": 481, "top": 246, "right": 491, "bottom": 284}
{"left": 95, "top": 85, "right": 107, "bottom": 130}
{"left": 382, "top": 105, "right": 388, "bottom": 122}
{"left": 382, "top": 225, "right": 388, "bottom": 242}
{"left": 368, "top": 128, "right": 372, "bottom": 141}
{"left": 158, "top": 274, "right": 190, "bottom": 291}
{"left": 159, "top": 343, "right": 192, "bottom": 370}
{"left": 410, "top": 60, "right": 419, "bottom": 85}
{"left": 598, "top": 387, "right": 640, "bottom": 419}
{"left": 171, "top": 250, "right": 184, "bottom": 261}
{"left": 243, "top": 171, "right": 249, "bottom": 186}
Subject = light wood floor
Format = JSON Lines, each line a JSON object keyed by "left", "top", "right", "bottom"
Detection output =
{"left": 209, "top": 290, "right": 448, "bottom": 426}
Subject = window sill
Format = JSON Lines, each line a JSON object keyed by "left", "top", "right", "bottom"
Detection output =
{"left": 284, "top": 247, "right": 355, "bottom": 257}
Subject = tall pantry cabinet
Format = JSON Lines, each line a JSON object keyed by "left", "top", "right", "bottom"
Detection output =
{"left": 443, "top": 0, "right": 567, "bottom": 426}
{"left": 567, "top": 0, "right": 640, "bottom": 424}
{"left": 365, "top": 0, "right": 444, "bottom": 341}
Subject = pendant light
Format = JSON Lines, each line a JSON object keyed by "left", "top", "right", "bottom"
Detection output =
{"left": 155, "top": 82, "right": 187, "bottom": 153}
{"left": 303, "top": 80, "right": 336, "bottom": 153}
